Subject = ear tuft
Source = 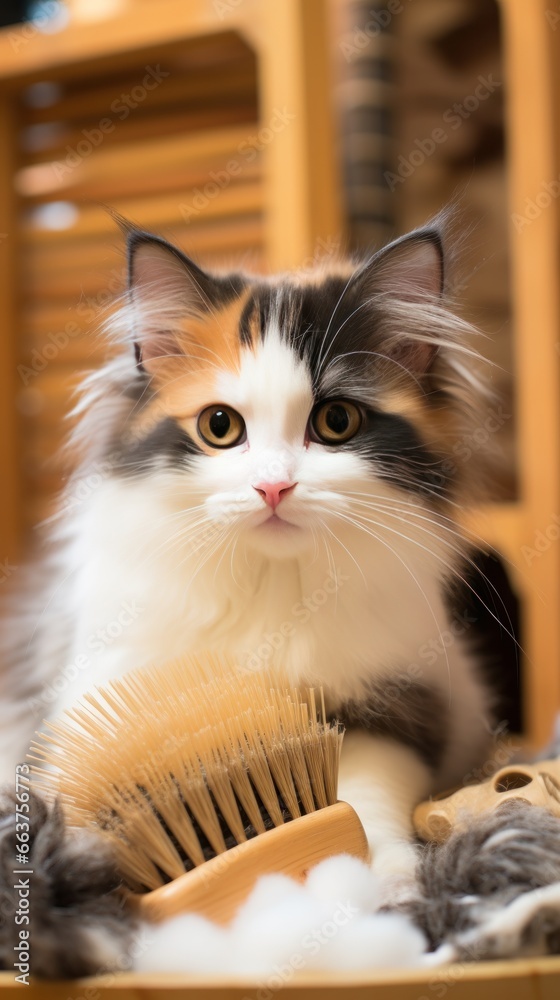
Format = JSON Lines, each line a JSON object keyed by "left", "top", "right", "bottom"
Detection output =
{"left": 359, "top": 227, "right": 445, "bottom": 303}
{"left": 127, "top": 232, "right": 217, "bottom": 371}
{"left": 357, "top": 226, "right": 446, "bottom": 376}
{"left": 128, "top": 231, "right": 215, "bottom": 310}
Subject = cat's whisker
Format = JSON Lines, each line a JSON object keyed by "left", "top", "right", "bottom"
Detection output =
{"left": 319, "top": 519, "right": 368, "bottom": 589}
{"left": 137, "top": 514, "right": 223, "bottom": 567}
{"left": 316, "top": 301, "right": 371, "bottom": 379}
{"left": 314, "top": 269, "right": 357, "bottom": 375}
{"left": 328, "top": 507, "right": 454, "bottom": 696}
{"left": 319, "top": 346, "right": 425, "bottom": 392}
{"left": 348, "top": 490, "right": 520, "bottom": 580}
{"left": 337, "top": 507, "right": 520, "bottom": 648}
{"left": 347, "top": 498, "right": 468, "bottom": 554}
{"left": 351, "top": 500, "right": 520, "bottom": 655}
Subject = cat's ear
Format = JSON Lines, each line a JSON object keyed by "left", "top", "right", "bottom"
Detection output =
{"left": 356, "top": 228, "right": 445, "bottom": 375}
{"left": 127, "top": 231, "right": 217, "bottom": 369}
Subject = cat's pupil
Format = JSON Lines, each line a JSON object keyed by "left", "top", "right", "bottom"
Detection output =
{"left": 209, "top": 410, "right": 230, "bottom": 438}
{"left": 326, "top": 404, "right": 349, "bottom": 435}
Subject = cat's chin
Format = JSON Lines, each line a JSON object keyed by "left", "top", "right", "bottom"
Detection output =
{"left": 245, "top": 515, "right": 311, "bottom": 558}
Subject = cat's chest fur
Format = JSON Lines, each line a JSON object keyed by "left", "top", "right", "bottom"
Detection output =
{"left": 57, "top": 478, "right": 454, "bottom": 717}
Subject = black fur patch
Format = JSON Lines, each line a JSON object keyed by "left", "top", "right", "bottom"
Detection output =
{"left": 0, "top": 791, "right": 136, "bottom": 979}
{"left": 335, "top": 679, "right": 449, "bottom": 770}
{"left": 127, "top": 229, "right": 245, "bottom": 310}
{"left": 352, "top": 409, "right": 451, "bottom": 499}
{"left": 112, "top": 417, "right": 202, "bottom": 476}
{"left": 234, "top": 277, "right": 452, "bottom": 498}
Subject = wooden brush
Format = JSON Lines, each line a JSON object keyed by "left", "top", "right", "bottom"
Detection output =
{"left": 29, "top": 654, "right": 369, "bottom": 924}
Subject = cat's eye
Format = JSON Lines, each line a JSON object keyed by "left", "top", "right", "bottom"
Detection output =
{"left": 310, "top": 400, "right": 362, "bottom": 444}
{"left": 197, "top": 405, "right": 246, "bottom": 448}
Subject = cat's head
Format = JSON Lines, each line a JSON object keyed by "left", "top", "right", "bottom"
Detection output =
{"left": 94, "top": 222, "right": 486, "bottom": 562}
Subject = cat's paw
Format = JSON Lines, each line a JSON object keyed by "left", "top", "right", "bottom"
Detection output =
{"left": 370, "top": 841, "right": 420, "bottom": 909}
{"left": 0, "top": 788, "right": 137, "bottom": 978}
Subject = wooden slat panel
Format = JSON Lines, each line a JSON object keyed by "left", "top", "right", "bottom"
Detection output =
{"left": 22, "top": 179, "right": 263, "bottom": 242}
{"left": 0, "top": 97, "right": 22, "bottom": 561}
{"left": 23, "top": 241, "right": 265, "bottom": 302}
{"left": 22, "top": 216, "right": 264, "bottom": 280}
{"left": 6, "top": 15, "right": 266, "bottom": 533}
{"left": 499, "top": 0, "right": 560, "bottom": 746}
{"left": 20, "top": 59, "right": 256, "bottom": 128}
{"left": 17, "top": 125, "right": 262, "bottom": 202}
{"left": 19, "top": 104, "right": 258, "bottom": 166}
{"left": 0, "top": 7, "right": 249, "bottom": 84}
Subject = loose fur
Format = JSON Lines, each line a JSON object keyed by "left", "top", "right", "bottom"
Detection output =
{"left": 0, "top": 791, "right": 135, "bottom": 978}
{"left": 401, "top": 800, "right": 560, "bottom": 961}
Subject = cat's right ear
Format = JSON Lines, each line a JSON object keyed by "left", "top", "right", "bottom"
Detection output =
{"left": 127, "top": 231, "right": 216, "bottom": 370}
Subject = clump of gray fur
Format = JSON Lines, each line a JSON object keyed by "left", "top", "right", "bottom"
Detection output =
{"left": 0, "top": 791, "right": 137, "bottom": 978}
{"left": 401, "top": 800, "right": 560, "bottom": 960}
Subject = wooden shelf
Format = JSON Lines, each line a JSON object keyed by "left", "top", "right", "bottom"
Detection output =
{"left": 1, "top": 955, "right": 560, "bottom": 998}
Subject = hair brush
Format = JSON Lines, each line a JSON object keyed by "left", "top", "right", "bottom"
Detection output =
{"left": 30, "top": 654, "right": 369, "bottom": 925}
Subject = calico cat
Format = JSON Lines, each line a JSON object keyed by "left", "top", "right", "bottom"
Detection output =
{"left": 0, "top": 218, "right": 494, "bottom": 889}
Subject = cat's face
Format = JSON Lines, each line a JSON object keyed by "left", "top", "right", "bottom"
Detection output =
{"left": 109, "top": 226, "right": 469, "bottom": 562}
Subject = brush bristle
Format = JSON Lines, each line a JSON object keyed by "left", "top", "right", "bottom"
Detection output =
{"left": 29, "top": 654, "right": 343, "bottom": 891}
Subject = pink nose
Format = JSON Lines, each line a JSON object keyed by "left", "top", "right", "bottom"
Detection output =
{"left": 254, "top": 481, "right": 297, "bottom": 510}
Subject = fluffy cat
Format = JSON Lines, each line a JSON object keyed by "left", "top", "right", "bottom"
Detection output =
{"left": 1, "top": 217, "right": 495, "bottom": 886}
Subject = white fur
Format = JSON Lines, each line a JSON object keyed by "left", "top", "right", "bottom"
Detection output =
{"left": 134, "top": 855, "right": 427, "bottom": 975}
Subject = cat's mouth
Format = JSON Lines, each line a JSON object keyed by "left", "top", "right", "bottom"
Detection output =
{"left": 258, "top": 512, "right": 300, "bottom": 531}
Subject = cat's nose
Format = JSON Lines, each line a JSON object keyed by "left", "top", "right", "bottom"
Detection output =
{"left": 253, "top": 482, "right": 297, "bottom": 510}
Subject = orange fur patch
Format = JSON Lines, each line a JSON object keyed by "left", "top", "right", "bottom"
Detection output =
{"left": 125, "top": 293, "right": 252, "bottom": 451}
{"left": 377, "top": 386, "right": 462, "bottom": 459}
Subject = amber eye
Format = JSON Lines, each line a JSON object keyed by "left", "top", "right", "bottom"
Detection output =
{"left": 197, "top": 405, "right": 245, "bottom": 448}
{"left": 311, "top": 400, "right": 362, "bottom": 444}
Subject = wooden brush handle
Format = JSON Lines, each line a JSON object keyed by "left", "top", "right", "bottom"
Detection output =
{"left": 134, "top": 801, "right": 369, "bottom": 925}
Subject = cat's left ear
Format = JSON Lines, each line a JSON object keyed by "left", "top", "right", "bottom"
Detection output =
{"left": 356, "top": 227, "right": 445, "bottom": 374}
{"left": 127, "top": 230, "right": 220, "bottom": 370}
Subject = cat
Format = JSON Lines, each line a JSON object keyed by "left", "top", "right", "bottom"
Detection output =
{"left": 0, "top": 216, "right": 496, "bottom": 891}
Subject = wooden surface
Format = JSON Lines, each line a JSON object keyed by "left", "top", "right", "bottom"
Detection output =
{"left": 138, "top": 802, "right": 369, "bottom": 925}
{"left": 1, "top": 956, "right": 560, "bottom": 998}
{"left": 499, "top": 0, "right": 560, "bottom": 746}
{"left": 0, "top": 98, "right": 21, "bottom": 565}
{"left": 255, "top": 0, "right": 344, "bottom": 270}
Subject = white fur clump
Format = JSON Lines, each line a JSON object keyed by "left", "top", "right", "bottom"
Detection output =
{"left": 134, "top": 855, "right": 426, "bottom": 976}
